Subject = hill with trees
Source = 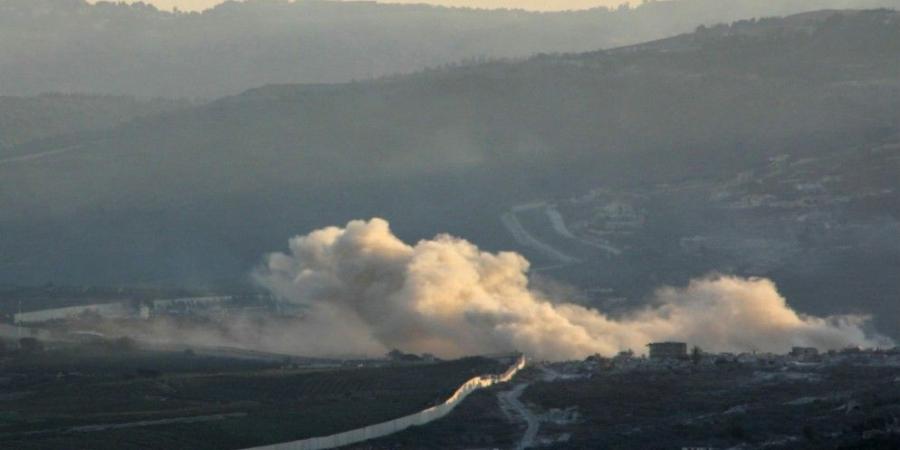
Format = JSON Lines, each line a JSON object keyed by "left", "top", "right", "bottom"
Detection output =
{"left": 1, "top": 9, "right": 898, "bottom": 336}
{"left": 0, "top": 94, "right": 188, "bottom": 156}
{"left": 3, "top": 0, "right": 900, "bottom": 97}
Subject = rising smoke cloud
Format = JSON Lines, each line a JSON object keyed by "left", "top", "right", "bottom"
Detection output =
{"left": 255, "top": 218, "right": 892, "bottom": 360}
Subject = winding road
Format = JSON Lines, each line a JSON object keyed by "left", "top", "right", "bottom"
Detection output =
{"left": 501, "top": 208, "right": 579, "bottom": 265}
{"left": 498, "top": 366, "right": 561, "bottom": 450}
{"left": 500, "top": 383, "right": 541, "bottom": 450}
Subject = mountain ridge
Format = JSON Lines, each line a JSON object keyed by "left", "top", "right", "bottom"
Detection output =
{"left": 4, "top": 0, "right": 900, "bottom": 97}
{"left": 0, "top": 12, "right": 897, "bottom": 343}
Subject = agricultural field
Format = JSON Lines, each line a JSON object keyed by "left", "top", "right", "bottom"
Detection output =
{"left": 338, "top": 361, "right": 900, "bottom": 450}
{"left": 0, "top": 343, "right": 504, "bottom": 449}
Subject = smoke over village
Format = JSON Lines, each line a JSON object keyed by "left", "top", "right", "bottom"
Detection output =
{"left": 249, "top": 218, "right": 892, "bottom": 360}
{"left": 3, "top": 1, "right": 900, "bottom": 448}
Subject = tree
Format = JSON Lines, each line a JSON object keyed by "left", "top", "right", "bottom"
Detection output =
{"left": 727, "top": 418, "right": 747, "bottom": 440}
{"left": 18, "top": 337, "right": 43, "bottom": 354}
{"left": 802, "top": 424, "right": 817, "bottom": 442}
{"left": 691, "top": 346, "right": 703, "bottom": 365}
{"left": 110, "top": 336, "right": 136, "bottom": 352}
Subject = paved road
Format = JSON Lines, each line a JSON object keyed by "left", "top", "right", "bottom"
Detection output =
{"left": 0, "top": 144, "right": 83, "bottom": 167}
{"left": 15, "top": 412, "right": 247, "bottom": 438}
{"left": 499, "top": 382, "right": 539, "bottom": 450}
{"left": 501, "top": 209, "right": 579, "bottom": 265}
{"left": 499, "top": 366, "right": 562, "bottom": 450}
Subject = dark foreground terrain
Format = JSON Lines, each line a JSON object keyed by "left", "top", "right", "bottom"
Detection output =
{"left": 1, "top": 337, "right": 898, "bottom": 449}
{"left": 0, "top": 343, "right": 502, "bottom": 450}
{"left": 354, "top": 353, "right": 900, "bottom": 450}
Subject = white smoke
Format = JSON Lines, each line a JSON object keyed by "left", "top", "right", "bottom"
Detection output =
{"left": 256, "top": 218, "right": 892, "bottom": 360}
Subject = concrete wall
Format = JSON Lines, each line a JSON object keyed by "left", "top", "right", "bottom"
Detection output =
{"left": 246, "top": 355, "right": 527, "bottom": 450}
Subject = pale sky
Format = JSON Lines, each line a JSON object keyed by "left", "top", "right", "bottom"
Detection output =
{"left": 93, "top": 0, "right": 632, "bottom": 12}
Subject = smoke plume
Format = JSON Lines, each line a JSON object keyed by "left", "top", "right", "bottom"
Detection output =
{"left": 256, "top": 218, "right": 892, "bottom": 360}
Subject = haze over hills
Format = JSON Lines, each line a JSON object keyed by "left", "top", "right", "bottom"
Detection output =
{"left": 1, "top": 9, "right": 898, "bottom": 340}
{"left": 89, "top": 0, "right": 636, "bottom": 12}
{"left": 0, "top": 94, "right": 188, "bottom": 155}
{"left": 93, "top": 0, "right": 629, "bottom": 11}
{"left": 3, "top": 4, "right": 900, "bottom": 449}
{"left": 3, "top": 0, "right": 900, "bottom": 98}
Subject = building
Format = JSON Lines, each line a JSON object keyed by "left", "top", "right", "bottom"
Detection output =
{"left": 647, "top": 342, "right": 688, "bottom": 360}
{"left": 150, "top": 296, "right": 231, "bottom": 315}
{"left": 791, "top": 347, "right": 819, "bottom": 360}
{"left": 13, "top": 302, "right": 136, "bottom": 324}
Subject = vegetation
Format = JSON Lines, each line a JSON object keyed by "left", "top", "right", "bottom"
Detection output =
{"left": 517, "top": 364, "right": 900, "bottom": 449}
{"left": 0, "top": 94, "right": 187, "bottom": 154}
{"left": 0, "top": 347, "right": 503, "bottom": 449}
{"left": 1, "top": 12, "right": 898, "bottom": 337}
{"left": 5, "top": 0, "right": 898, "bottom": 98}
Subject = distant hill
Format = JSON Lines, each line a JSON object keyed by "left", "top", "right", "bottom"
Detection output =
{"left": 3, "top": 0, "right": 900, "bottom": 97}
{"left": 1, "top": 9, "right": 898, "bottom": 291}
{"left": 0, "top": 94, "right": 188, "bottom": 156}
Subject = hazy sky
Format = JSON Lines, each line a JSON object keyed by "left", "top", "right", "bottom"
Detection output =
{"left": 95, "top": 0, "right": 630, "bottom": 12}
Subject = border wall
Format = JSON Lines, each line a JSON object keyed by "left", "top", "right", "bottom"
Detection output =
{"left": 246, "top": 354, "right": 527, "bottom": 450}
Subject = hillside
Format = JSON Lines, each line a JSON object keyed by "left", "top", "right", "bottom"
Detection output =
{"left": 0, "top": 94, "right": 188, "bottom": 156}
{"left": 0, "top": 9, "right": 898, "bottom": 336}
{"left": 3, "top": 0, "right": 900, "bottom": 97}
{"left": 3, "top": 9, "right": 898, "bottom": 211}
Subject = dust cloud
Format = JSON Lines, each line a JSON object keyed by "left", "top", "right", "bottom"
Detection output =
{"left": 254, "top": 218, "right": 892, "bottom": 360}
